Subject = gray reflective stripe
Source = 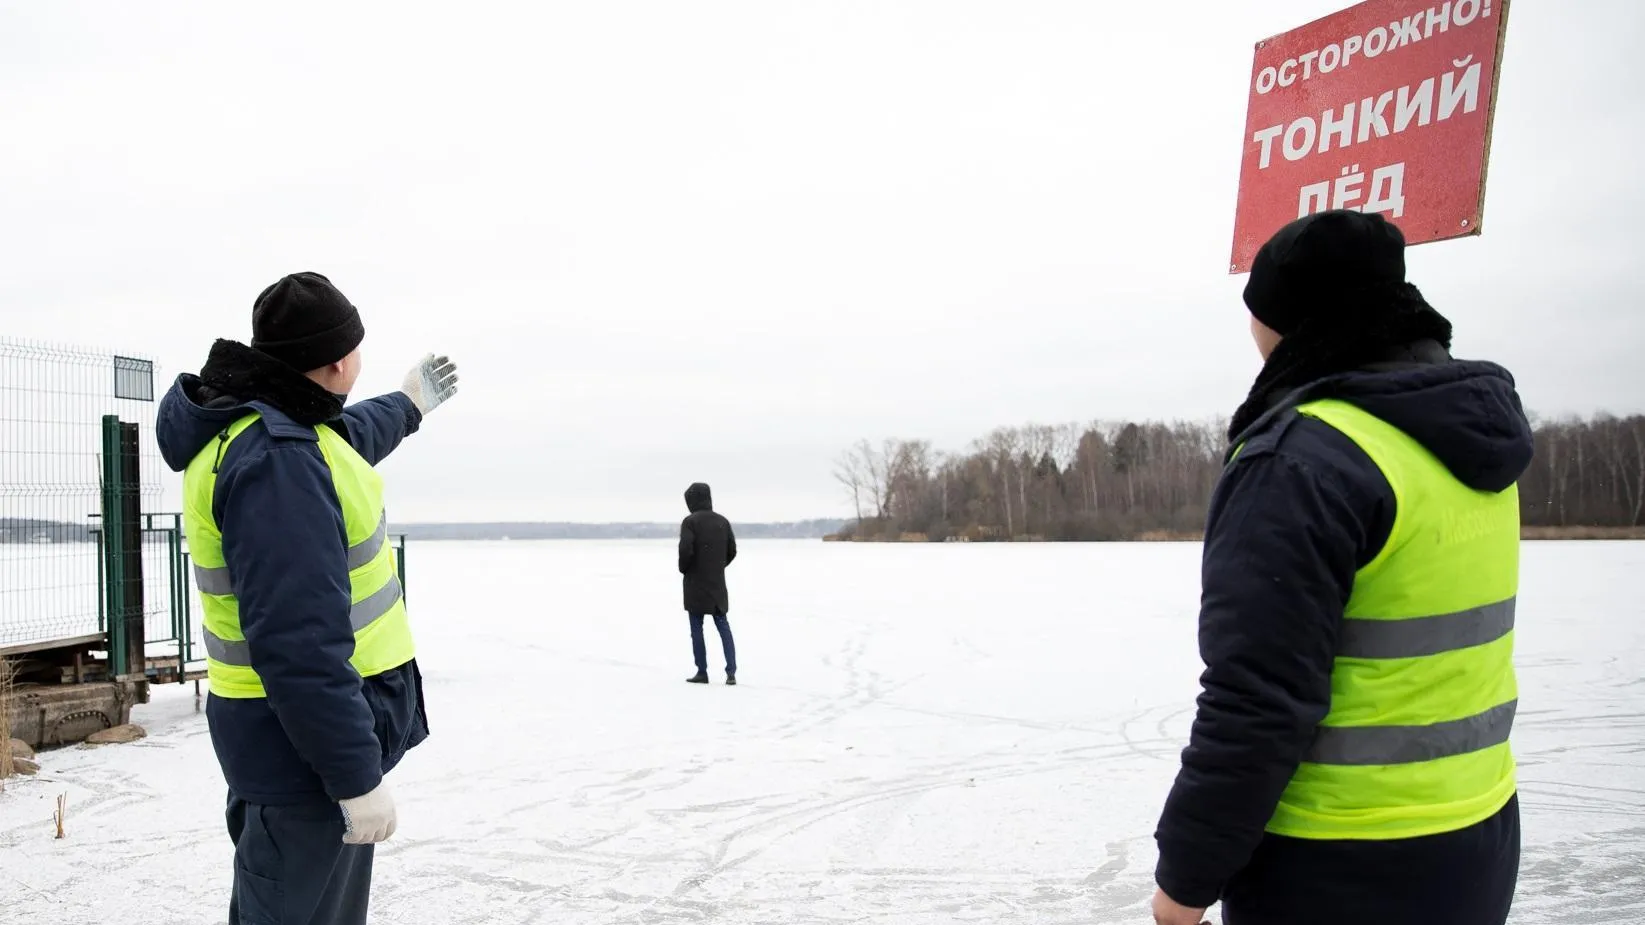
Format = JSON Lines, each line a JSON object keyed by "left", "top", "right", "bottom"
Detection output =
{"left": 194, "top": 563, "right": 234, "bottom": 596}
{"left": 1338, "top": 597, "right": 1516, "bottom": 660}
{"left": 191, "top": 514, "right": 388, "bottom": 597}
{"left": 349, "top": 575, "right": 403, "bottom": 633}
{"left": 346, "top": 515, "right": 389, "bottom": 571}
{"left": 202, "top": 574, "right": 404, "bottom": 669}
{"left": 1307, "top": 699, "right": 1517, "bottom": 766}
{"left": 201, "top": 627, "right": 248, "bottom": 666}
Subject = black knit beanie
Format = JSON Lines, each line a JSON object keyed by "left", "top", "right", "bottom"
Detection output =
{"left": 250, "top": 272, "right": 365, "bottom": 372}
{"left": 1242, "top": 210, "right": 1411, "bottom": 336}
{"left": 1227, "top": 210, "right": 1454, "bottom": 442}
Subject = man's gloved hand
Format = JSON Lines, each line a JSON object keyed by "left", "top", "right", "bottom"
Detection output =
{"left": 339, "top": 781, "right": 397, "bottom": 845}
{"left": 400, "top": 354, "right": 459, "bottom": 416}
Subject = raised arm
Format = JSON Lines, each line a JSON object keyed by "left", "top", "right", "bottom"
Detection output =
{"left": 337, "top": 393, "right": 421, "bottom": 466}
{"left": 338, "top": 353, "right": 460, "bottom": 465}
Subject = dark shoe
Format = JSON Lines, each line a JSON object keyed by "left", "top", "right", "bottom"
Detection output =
{"left": 726, "top": 674, "right": 737, "bottom": 686}
{"left": 687, "top": 672, "right": 709, "bottom": 684}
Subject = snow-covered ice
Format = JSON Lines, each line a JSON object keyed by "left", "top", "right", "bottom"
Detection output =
{"left": 3, "top": 540, "right": 1642, "bottom": 923}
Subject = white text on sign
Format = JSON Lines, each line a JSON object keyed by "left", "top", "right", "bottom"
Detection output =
{"left": 1252, "top": 0, "right": 1498, "bottom": 95}
{"left": 1252, "top": 58, "right": 1481, "bottom": 169}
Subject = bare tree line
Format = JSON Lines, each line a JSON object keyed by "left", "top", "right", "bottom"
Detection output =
{"left": 1522, "top": 414, "right": 1645, "bottom": 529}
{"left": 833, "top": 413, "right": 1645, "bottom": 542}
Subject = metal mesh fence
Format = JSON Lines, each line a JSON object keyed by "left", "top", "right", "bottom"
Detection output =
{"left": 142, "top": 515, "right": 196, "bottom": 671}
{"left": 144, "top": 531, "right": 184, "bottom": 649}
{"left": 0, "top": 339, "right": 162, "bottom": 648}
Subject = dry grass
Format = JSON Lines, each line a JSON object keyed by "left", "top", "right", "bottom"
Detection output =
{"left": 0, "top": 657, "right": 14, "bottom": 787}
{"left": 1134, "top": 527, "right": 1643, "bottom": 542}
{"left": 1521, "top": 525, "right": 1645, "bottom": 541}
{"left": 1135, "top": 530, "right": 1205, "bottom": 542}
{"left": 830, "top": 526, "right": 1643, "bottom": 543}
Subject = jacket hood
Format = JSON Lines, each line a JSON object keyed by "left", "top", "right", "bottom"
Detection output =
{"left": 685, "top": 482, "right": 713, "bottom": 513}
{"left": 155, "top": 339, "right": 343, "bottom": 472}
{"left": 1250, "top": 344, "right": 1533, "bottom": 493}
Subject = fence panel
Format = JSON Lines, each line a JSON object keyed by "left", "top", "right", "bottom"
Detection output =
{"left": 0, "top": 339, "right": 161, "bottom": 649}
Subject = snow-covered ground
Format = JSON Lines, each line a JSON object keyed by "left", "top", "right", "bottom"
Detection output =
{"left": 3, "top": 540, "right": 1642, "bottom": 923}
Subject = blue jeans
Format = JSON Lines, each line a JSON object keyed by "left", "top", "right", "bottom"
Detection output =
{"left": 227, "top": 792, "right": 373, "bottom": 925}
{"left": 690, "top": 613, "right": 737, "bottom": 675}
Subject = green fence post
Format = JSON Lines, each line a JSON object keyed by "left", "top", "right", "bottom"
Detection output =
{"left": 168, "top": 516, "right": 183, "bottom": 681}
{"left": 100, "top": 415, "right": 126, "bottom": 677}
{"left": 395, "top": 536, "right": 407, "bottom": 605}
{"left": 181, "top": 548, "right": 194, "bottom": 665}
{"left": 116, "top": 422, "right": 146, "bottom": 679}
{"left": 95, "top": 523, "right": 106, "bottom": 633}
{"left": 100, "top": 417, "right": 146, "bottom": 679}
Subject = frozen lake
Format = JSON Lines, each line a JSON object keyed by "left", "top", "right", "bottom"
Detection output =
{"left": 3, "top": 540, "right": 1643, "bottom": 923}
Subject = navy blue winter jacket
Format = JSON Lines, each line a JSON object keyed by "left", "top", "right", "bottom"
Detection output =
{"left": 1153, "top": 344, "right": 1535, "bottom": 908}
{"left": 156, "top": 340, "right": 429, "bottom": 806}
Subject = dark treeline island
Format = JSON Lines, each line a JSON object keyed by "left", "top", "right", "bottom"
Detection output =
{"left": 831, "top": 413, "right": 1645, "bottom": 542}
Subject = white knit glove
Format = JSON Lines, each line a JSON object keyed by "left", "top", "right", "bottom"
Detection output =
{"left": 339, "top": 781, "right": 398, "bottom": 845}
{"left": 400, "top": 353, "right": 459, "bottom": 416}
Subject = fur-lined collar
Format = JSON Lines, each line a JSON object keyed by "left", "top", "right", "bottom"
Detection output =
{"left": 1227, "top": 293, "right": 1453, "bottom": 444}
{"left": 197, "top": 339, "right": 343, "bottom": 426}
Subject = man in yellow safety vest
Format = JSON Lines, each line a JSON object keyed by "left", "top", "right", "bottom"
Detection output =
{"left": 1151, "top": 211, "right": 1528, "bottom": 925}
{"left": 157, "top": 272, "right": 458, "bottom": 925}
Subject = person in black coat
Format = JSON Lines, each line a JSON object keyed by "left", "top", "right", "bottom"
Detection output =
{"left": 679, "top": 482, "right": 738, "bottom": 685}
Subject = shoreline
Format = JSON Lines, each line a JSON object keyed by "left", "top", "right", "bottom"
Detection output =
{"left": 826, "top": 526, "right": 1645, "bottom": 543}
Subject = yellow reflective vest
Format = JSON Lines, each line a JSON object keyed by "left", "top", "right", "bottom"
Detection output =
{"left": 182, "top": 413, "right": 415, "bottom": 699}
{"left": 1265, "top": 398, "right": 1519, "bottom": 841}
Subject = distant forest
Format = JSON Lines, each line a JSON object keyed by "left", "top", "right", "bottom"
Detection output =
{"left": 8, "top": 412, "right": 1641, "bottom": 547}
{"left": 0, "top": 519, "right": 847, "bottom": 544}
{"left": 832, "top": 414, "right": 1645, "bottom": 542}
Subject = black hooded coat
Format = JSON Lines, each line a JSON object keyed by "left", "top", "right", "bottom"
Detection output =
{"left": 679, "top": 483, "right": 737, "bottom": 615}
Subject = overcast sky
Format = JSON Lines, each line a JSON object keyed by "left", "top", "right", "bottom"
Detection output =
{"left": 3, "top": 1, "right": 1640, "bottom": 522}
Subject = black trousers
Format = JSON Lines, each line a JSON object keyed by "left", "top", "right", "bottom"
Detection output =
{"left": 1221, "top": 794, "right": 1520, "bottom": 925}
{"left": 227, "top": 792, "right": 374, "bottom": 925}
